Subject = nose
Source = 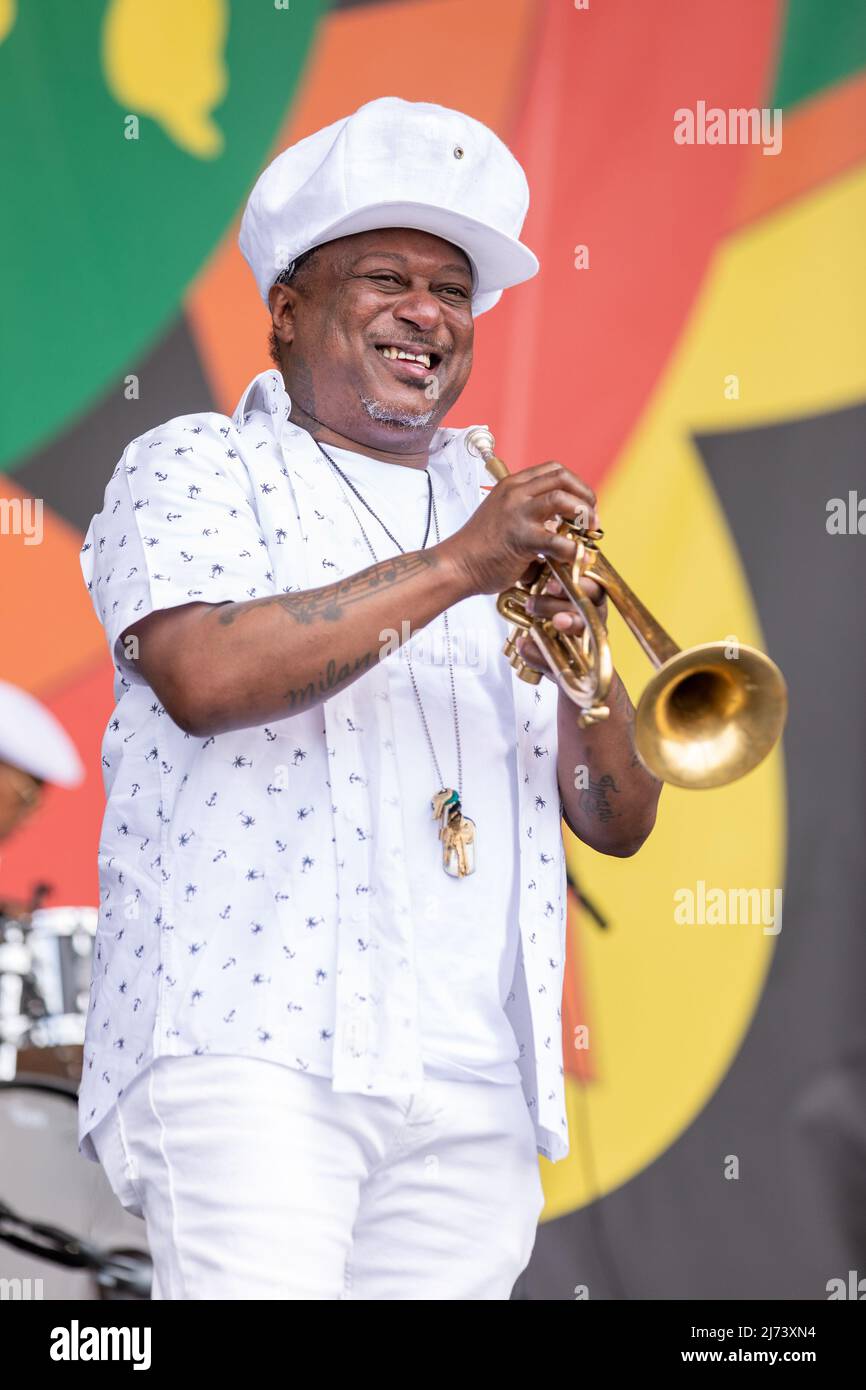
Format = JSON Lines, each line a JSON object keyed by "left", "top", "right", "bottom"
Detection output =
{"left": 392, "top": 286, "right": 445, "bottom": 332}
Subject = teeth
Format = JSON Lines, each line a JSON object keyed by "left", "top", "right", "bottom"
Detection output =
{"left": 378, "top": 346, "right": 432, "bottom": 367}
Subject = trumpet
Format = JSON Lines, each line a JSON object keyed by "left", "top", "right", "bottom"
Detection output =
{"left": 465, "top": 428, "right": 787, "bottom": 790}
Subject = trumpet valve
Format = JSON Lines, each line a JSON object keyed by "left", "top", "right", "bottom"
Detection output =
{"left": 502, "top": 630, "right": 543, "bottom": 684}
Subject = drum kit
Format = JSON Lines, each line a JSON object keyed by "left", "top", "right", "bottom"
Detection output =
{"left": 0, "top": 888, "right": 152, "bottom": 1299}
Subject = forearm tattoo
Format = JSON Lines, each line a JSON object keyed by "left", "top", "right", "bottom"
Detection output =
{"left": 215, "top": 551, "right": 440, "bottom": 711}
{"left": 283, "top": 651, "right": 377, "bottom": 710}
{"left": 217, "top": 551, "right": 439, "bottom": 627}
{"left": 578, "top": 772, "right": 621, "bottom": 823}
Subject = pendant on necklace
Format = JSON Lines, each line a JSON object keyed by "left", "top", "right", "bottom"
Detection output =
{"left": 431, "top": 788, "right": 476, "bottom": 878}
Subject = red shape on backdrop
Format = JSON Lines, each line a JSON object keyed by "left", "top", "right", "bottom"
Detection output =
{"left": 452, "top": 0, "right": 783, "bottom": 484}
{"left": 1, "top": 661, "right": 114, "bottom": 908}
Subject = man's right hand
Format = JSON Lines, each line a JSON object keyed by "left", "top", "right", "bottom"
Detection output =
{"left": 438, "top": 460, "right": 601, "bottom": 596}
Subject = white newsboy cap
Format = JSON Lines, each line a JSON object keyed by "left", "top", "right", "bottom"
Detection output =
{"left": 239, "top": 96, "right": 539, "bottom": 316}
{"left": 0, "top": 680, "right": 84, "bottom": 788}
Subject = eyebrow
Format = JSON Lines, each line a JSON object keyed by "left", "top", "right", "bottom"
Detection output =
{"left": 349, "top": 249, "right": 472, "bottom": 278}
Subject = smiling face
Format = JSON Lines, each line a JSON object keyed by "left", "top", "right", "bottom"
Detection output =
{"left": 268, "top": 227, "right": 475, "bottom": 461}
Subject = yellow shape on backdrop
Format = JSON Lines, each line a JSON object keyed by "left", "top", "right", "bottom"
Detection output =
{"left": 545, "top": 433, "right": 784, "bottom": 1220}
{"left": 0, "top": 0, "right": 16, "bottom": 46}
{"left": 542, "top": 163, "right": 866, "bottom": 1220}
{"left": 101, "top": 0, "right": 229, "bottom": 159}
{"left": 665, "top": 163, "right": 866, "bottom": 432}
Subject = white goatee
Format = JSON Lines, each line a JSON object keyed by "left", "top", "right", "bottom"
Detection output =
{"left": 359, "top": 395, "right": 436, "bottom": 430}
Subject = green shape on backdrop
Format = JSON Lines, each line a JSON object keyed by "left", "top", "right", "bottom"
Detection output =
{"left": 772, "top": 0, "right": 866, "bottom": 110}
{"left": 0, "top": 0, "right": 325, "bottom": 470}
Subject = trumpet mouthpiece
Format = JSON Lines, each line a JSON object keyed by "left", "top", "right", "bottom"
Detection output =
{"left": 465, "top": 427, "right": 496, "bottom": 459}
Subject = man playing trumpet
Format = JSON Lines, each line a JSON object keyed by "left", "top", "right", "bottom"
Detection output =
{"left": 80, "top": 97, "right": 661, "bottom": 1301}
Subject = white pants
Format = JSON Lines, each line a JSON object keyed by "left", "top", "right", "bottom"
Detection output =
{"left": 89, "top": 1055, "right": 545, "bottom": 1300}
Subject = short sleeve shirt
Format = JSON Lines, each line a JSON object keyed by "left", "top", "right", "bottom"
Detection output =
{"left": 78, "top": 370, "right": 570, "bottom": 1164}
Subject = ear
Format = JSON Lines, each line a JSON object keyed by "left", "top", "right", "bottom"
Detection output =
{"left": 267, "top": 281, "right": 299, "bottom": 355}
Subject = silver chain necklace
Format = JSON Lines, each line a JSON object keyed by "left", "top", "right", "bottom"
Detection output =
{"left": 315, "top": 440, "right": 476, "bottom": 877}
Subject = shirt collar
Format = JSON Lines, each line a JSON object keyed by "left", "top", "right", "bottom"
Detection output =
{"left": 232, "top": 369, "right": 464, "bottom": 458}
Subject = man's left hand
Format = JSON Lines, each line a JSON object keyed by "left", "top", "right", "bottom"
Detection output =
{"left": 513, "top": 573, "right": 608, "bottom": 682}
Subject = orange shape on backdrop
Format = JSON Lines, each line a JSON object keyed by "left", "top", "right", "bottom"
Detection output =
{"left": 730, "top": 70, "right": 866, "bottom": 232}
{"left": 562, "top": 883, "right": 597, "bottom": 1085}
{"left": 0, "top": 474, "right": 104, "bottom": 694}
{"left": 0, "top": 482, "right": 108, "bottom": 906}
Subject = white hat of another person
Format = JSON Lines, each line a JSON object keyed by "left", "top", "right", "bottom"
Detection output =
{"left": 0, "top": 681, "right": 84, "bottom": 787}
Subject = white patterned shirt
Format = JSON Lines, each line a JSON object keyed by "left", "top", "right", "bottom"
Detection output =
{"left": 78, "top": 369, "right": 570, "bottom": 1163}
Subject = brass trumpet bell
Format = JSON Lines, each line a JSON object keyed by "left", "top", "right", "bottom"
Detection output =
{"left": 633, "top": 641, "right": 788, "bottom": 790}
{"left": 465, "top": 427, "right": 788, "bottom": 790}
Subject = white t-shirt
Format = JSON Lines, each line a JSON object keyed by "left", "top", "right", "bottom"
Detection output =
{"left": 322, "top": 443, "right": 522, "bottom": 1086}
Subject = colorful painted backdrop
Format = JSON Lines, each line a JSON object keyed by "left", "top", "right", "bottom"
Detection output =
{"left": 2, "top": 0, "right": 865, "bottom": 1299}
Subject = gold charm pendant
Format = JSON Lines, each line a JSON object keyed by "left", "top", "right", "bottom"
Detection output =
{"left": 431, "top": 789, "right": 476, "bottom": 877}
{"left": 431, "top": 788, "right": 457, "bottom": 822}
